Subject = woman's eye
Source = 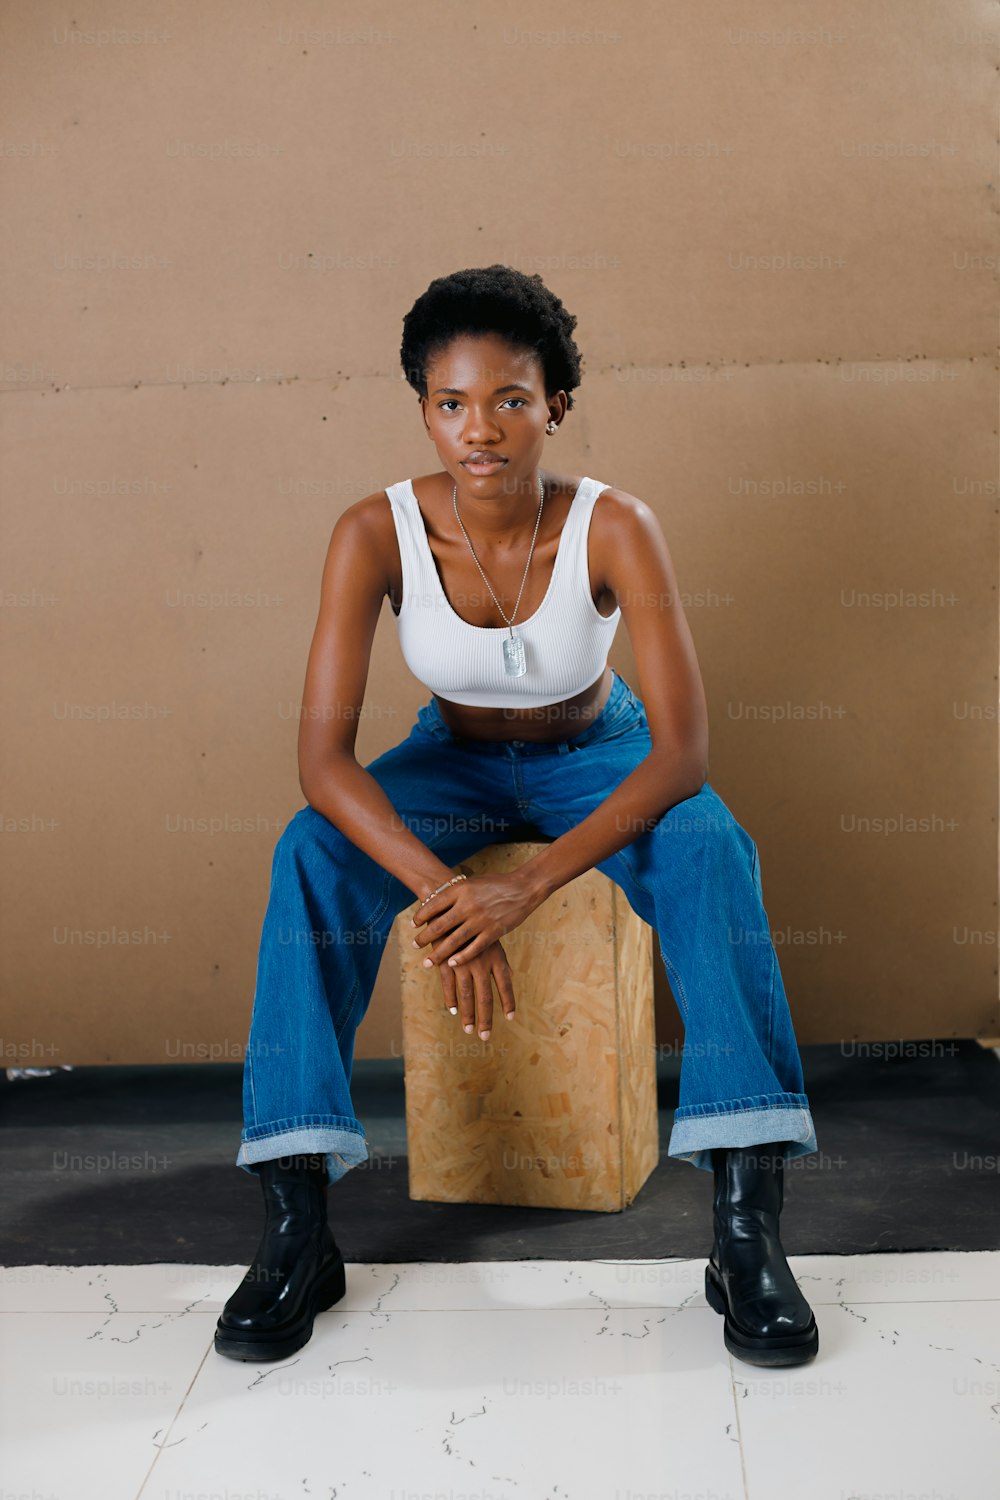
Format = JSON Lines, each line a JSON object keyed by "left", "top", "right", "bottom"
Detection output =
{"left": 437, "top": 398, "right": 528, "bottom": 412}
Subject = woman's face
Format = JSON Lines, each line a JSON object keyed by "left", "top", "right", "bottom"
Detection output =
{"left": 420, "top": 332, "right": 564, "bottom": 494}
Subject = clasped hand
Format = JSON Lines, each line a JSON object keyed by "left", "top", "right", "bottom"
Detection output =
{"left": 409, "top": 870, "right": 541, "bottom": 1039}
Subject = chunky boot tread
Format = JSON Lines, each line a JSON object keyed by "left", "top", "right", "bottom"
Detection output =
{"left": 214, "top": 1256, "right": 346, "bottom": 1362}
{"left": 705, "top": 1260, "right": 818, "bottom": 1366}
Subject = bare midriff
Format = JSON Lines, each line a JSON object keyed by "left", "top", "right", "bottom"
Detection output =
{"left": 434, "top": 666, "right": 614, "bottom": 744}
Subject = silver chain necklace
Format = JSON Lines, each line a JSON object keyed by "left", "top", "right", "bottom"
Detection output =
{"left": 452, "top": 471, "right": 545, "bottom": 678}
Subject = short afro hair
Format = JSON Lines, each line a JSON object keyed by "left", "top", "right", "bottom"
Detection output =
{"left": 400, "top": 264, "right": 584, "bottom": 412}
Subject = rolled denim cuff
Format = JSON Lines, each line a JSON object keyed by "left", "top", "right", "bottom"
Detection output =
{"left": 667, "top": 1101, "right": 817, "bottom": 1173}
{"left": 237, "top": 1124, "right": 370, "bottom": 1184}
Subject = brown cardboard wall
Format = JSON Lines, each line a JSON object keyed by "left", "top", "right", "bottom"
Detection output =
{"left": 2, "top": 2, "right": 997, "bottom": 1067}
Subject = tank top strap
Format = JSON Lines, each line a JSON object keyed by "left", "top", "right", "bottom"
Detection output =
{"left": 566, "top": 477, "right": 606, "bottom": 529}
{"left": 562, "top": 476, "right": 607, "bottom": 588}
{"left": 385, "top": 479, "right": 434, "bottom": 609}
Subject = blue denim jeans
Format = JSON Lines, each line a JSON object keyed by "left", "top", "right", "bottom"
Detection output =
{"left": 236, "top": 669, "right": 818, "bottom": 1184}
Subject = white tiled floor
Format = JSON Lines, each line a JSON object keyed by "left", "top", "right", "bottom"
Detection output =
{"left": 2, "top": 1251, "right": 998, "bottom": 1499}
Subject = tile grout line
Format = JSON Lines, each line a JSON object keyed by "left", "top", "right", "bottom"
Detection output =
{"left": 3, "top": 1294, "right": 1000, "bottom": 1314}
{"left": 727, "top": 1350, "right": 753, "bottom": 1500}
{"left": 132, "top": 1334, "right": 215, "bottom": 1500}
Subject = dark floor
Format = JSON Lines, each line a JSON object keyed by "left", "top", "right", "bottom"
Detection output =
{"left": 3, "top": 1041, "right": 999, "bottom": 1265}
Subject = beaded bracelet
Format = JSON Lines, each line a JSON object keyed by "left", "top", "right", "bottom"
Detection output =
{"left": 416, "top": 872, "right": 467, "bottom": 910}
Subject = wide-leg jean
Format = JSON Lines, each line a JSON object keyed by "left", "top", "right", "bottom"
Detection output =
{"left": 236, "top": 669, "right": 818, "bottom": 1185}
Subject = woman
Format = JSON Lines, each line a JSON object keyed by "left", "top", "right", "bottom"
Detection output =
{"left": 215, "top": 265, "right": 820, "bottom": 1369}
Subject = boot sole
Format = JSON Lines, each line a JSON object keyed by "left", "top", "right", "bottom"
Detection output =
{"left": 214, "top": 1256, "right": 347, "bottom": 1363}
{"left": 705, "top": 1260, "right": 819, "bottom": 1367}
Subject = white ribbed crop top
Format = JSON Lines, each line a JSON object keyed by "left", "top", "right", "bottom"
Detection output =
{"left": 385, "top": 475, "right": 622, "bottom": 708}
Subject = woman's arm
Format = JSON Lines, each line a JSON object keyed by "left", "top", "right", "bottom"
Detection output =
{"left": 296, "top": 498, "right": 458, "bottom": 903}
{"left": 515, "top": 488, "right": 710, "bottom": 904}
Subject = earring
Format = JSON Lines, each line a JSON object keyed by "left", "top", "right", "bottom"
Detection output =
{"left": 546, "top": 421, "right": 557, "bottom": 434}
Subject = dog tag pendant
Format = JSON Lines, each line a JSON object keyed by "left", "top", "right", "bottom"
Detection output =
{"left": 502, "top": 629, "right": 526, "bottom": 677}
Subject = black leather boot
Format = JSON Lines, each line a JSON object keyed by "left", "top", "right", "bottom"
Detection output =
{"left": 214, "top": 1153, "right": 347, "bottom": 1362}
{"left": 704, "top": 1143, "right": 819, "bottom": 1367}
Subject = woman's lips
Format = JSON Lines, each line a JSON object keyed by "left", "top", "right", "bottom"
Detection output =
{"left": 462, "top": 458, "right": 508, "bottom": 473}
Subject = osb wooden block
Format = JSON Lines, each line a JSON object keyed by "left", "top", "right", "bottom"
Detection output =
{"left": 396, "top": 842, "right": 657, "bottom": 1213}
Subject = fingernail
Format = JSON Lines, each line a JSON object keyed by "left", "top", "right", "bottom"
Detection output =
{"left": 422, "top": 958, "right": 433, "bottom": 968}
{"left": 464, "top": 1024, "right": 474, "bottom": 1034}
{"left": 411, "top": 939, "right": 419, "bottom": 947}
{"left": 447, "top": 958, "right": 457, "bottom": 967}
{"left": 449, "top": 1006, "right": 458, "bottom": 1015}
{"left": 479, "top": 1030, "right": 490, "bottom": 1040}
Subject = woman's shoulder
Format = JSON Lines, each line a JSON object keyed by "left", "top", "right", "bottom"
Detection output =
{"left": 348, "top": 472, "right": 433, "bottom": 524}
{"left": 585, "top": 482, "right": 674, "bottom": 604}
{"left": 344, "top": 480, "right": 413, "bottom": 529}
{"left": 588, "top": 480, "right": 659, "bottom": 542}
{"left": 343, "top": 473, "right": 652, "bottom": 541}
{"left": 322, "top": 487, "right": 402, "bottom": 583}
